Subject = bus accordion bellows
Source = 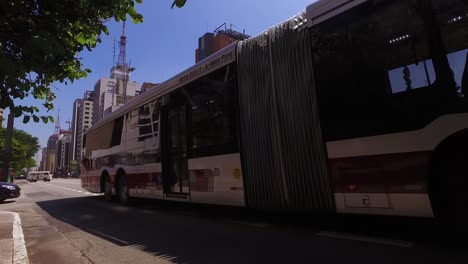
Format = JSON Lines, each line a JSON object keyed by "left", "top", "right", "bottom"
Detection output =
{"left": 81, "top": 0, "right": 468, "bottom": 225}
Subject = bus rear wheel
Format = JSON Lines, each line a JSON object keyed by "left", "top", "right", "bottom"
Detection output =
{"left": 117, "top": 174, "right": 130, "bottom": 205}
{"left": 430, "top": 147, "right": 468, "bottom": 231}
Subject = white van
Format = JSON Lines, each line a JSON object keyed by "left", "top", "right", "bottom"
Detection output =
{"left": 27, "top": 171, "right": 53, "bottom": 182}
{"left": 27, "top": 171, "right": 38, "bottom": 182}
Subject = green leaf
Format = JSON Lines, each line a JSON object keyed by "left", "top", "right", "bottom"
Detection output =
{"left": 13, "top": 109, "right": 22, "bottom": 118}
{"left": 127, "top": 6, "right": 137, "bottom": 16}
{"left": 41, "top": 116, "right": 49, "bottom": 124}
{"left": 136, "top": 0, "right": 142, "bottom": 4}
{"left": 75, "top": 32, "right": 86, "bottom": 45}
{"left": 119, "top": 10, "right": 127, "bottom": 21}
{"left": 23, "top": 115, "right": 30, "bottom": 124}
{"left": 48, "top": 116, "right": 55, "bottom": 123}
{"left": 114, "top": 14, "right": 121, "bottom": 22}
{"left": 33, "top": 115, "right": 40, "bottom": 122}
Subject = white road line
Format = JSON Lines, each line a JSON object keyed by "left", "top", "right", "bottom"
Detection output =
{"left": 86, "top": 228, "right": 130, "bottom": 246}
{"left": 316, "top": 231, "right": 414, "bottom": 248}
{"left": 12, "top": 212, "right": 29, "bottom": 264}
{"left": 40, "top": 183, "right": 101, "bottom": 197}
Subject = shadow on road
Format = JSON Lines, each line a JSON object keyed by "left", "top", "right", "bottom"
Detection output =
{"left": 0, "top": 200, "right": 15, "bottom": 205}
{"left": 35, "top": 196, "right": 467, "bottom": 264}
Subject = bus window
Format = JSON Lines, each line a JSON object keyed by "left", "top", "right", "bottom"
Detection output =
{"left": 111, "top": 116, "right": 124, "bottom": 147}
{"left": 138, "top": 104, "right": 152, "bottom": 141}
{"left": 312, "top": 0, "right": 439, "bottom": 141}
{"left": 151, "top": 100, "right": 161, "bottom": 137}
{"left": 186, "top": 65, "right": 238, "bottom": 157}
{"left": 432, "top": 0, "right": 468, "bottom": 97}
{"left": 388, "top": 60, "right": 436, "bottom": 94}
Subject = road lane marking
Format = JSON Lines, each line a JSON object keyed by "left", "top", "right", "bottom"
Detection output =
{"left": 38, "top": 183, "right": 101, "bottom": 196}
{"left": 316, "top": 231, "right": 413, "bottom": 248}
{"left": 86, "top": 228, "right": 130, "bottom": 246}
{"left": 12, "top": 212, "right": 29, "bottom": 264}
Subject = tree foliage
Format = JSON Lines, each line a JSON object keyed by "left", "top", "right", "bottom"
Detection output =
{"left": 0, "top": 0, "right": 144, "bottom": 123}
{"left": 172, "top": 0, "right": 187, "bottom": 8}
{"left": 0, "top": 127, "right": 40, "bottom": 173}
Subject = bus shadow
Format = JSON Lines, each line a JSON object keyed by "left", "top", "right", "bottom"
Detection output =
{"left": 35, "top": 196, "right": 321, "bottom": 264}
{"left": 35, "top": 196, "right": 465, "bottom": 264}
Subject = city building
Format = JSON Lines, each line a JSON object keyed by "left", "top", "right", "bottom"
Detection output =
{"left": 39, "top": 147, "right": 47, "bottom": 171}
{"left": 92, "top": 21, "right": 139, "bottom": 124}
{"left": 56, "top": 132, "right": 71, "bottom": 177}
{"left": 196, "top": 23, "right": 250, "bottom": 63}
{"left": 93, "top": 75, "right": 138, "bottom": 124}
{"left": 45, "top": 134, "right": 58, "bottom": 172}
{"left": 71, "top": 91, "right": 94, "bottom": 169}
{"left": 140, "top": 82, "right": 159, "bottom": 93}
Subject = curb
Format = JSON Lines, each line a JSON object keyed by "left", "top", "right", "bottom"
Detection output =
{"left": 0, "top": 212, "right": 29, "bottom": 264}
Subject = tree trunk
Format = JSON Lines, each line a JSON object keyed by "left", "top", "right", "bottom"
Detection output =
{"left": 2, "top": 112, "right": 14, "bottom": 182}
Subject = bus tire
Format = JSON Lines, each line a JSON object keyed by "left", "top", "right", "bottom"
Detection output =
{"left": 102, "top": 174, "right": 113, "bottom": 202}
{"left": 117, "top": 174, "right": 130, "bottom": 205}
{"left": 0, "top": 193, "right": 4, "bottom": 203}
{"left": 429, "top": 138, "right": 468, "bottom": 232}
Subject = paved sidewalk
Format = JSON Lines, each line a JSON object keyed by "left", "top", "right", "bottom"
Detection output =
{"left": 0, "top": 211, "right": 29, "bottom": 264}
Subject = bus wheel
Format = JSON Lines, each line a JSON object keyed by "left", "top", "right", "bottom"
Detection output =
{"left": 117, "top": 174, "right": 129, "bottom": 205}
{"left": 103, "top": 176, "right": 113, "bottom": 201}
{"left": 430, "top": 147, "right": 468, "bottom": 231}
{"left": 0, "top": 193, "right": 4, "bottom": 203}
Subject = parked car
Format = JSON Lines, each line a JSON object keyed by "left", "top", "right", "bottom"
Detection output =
{"left": 0, "top": 182, "right": 21, "bottom": 203}
{"left": 15, "top": 174, "right": 26, "bottom": 180}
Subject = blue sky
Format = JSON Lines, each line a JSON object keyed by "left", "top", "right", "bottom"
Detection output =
{"left": 6, "top": 0, "right": 315, "bottom": 162}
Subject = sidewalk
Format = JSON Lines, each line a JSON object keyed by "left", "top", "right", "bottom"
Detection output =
{"left": 0, "top": 211, "right": 29, "bottom": 264}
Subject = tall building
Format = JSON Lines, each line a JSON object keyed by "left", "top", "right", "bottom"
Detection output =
{"left": 93, "top": 21, "right": 139, "bottom": 125}
{"left": 71, "top": 91, "right": 94, "bottom": 168}
{"left": 196, "top": 23, "right": 250, "bottom": 63}
{"left": 56, "top": 132, "right": 71, "bottom": 176}
{"left": 39, "top": 148, "right": 47, "bottom": 171}
{"left": 45, "top": 134, "right": 58, "bottom": 172}
{"left": 93, "top": 76, "right": 138, "bottom": 124}
{"left": 140, "top": 82, "right": 159, "bottom": 94}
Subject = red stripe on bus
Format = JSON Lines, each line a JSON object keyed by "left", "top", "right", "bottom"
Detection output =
{"left": 329, "top": 151, "right": 432, "bottom": 194}
{"left": 83, "top": 169, "right": 215, "bottom": 193}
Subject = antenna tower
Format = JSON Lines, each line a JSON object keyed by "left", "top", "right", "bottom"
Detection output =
{"left": 117, "top": 21, "right": 127, "bottom": 69}
{"left": 54, "top": 109, "right": 61, "bottom": 135}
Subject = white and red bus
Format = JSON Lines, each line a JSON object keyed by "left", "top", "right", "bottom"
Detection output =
{"left": 82, "top": 0, "right": 468, "bottom": 224}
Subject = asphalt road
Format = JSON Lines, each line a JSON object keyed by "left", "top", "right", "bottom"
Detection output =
{"left": 1, "top": 179, "right": 467, "bottom": 264}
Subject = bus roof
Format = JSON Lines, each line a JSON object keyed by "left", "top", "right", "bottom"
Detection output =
{"left": 86, "top": 41, "right": 237, "bottom": 134}
{"left": 306, "top": 0, "right": 367, "bottom": 27}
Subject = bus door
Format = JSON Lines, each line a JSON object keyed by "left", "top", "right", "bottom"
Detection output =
{"left": 161, "top": 94, "right": 190, "bottom": 199}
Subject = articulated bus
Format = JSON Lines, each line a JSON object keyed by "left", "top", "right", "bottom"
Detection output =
{"left": 82, "top": 0, "right": 468, "bottom": 224}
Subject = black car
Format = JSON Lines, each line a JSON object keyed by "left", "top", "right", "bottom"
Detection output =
{"left": 0, "top": 182, "right": 21, "bottom": 203}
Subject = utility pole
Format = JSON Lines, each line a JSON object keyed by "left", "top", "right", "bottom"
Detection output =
{"left": 2, "top": 111, "right": 14, "bottom": 182}
{"left": 65, "top": 118, "right": 71, "bottom": 175}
